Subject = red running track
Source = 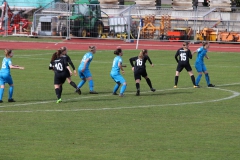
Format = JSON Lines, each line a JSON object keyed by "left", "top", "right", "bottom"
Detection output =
{"left": 0, "top": 39, "right": 239, "bottom": 52}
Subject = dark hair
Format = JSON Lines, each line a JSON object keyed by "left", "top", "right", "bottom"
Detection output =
{"left": 202, "top": 41, "right": 209, "bottom": 46}
{"left": 114, "top": 48, "right": 122, "bottom": 55}
{"left": 50, "top": 49, "right": 62, "bottom": 62}
{"left": 183, "top": 41, "right": 189, "bottom": 46}
{"left": 89, "top": 46, "right": 96, "bottom": 52}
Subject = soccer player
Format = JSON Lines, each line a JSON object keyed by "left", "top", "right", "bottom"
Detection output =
{"left": 0, "top": 49, "right": 24, "bottom": 103}
{"left": 110, "top": 46, "right": 127, "bottom": 97}
{"left": 76, "top": 46, "right": 98, "bottom": 94}
{"left": 192, "top": 41, "right": 215, "bottom": 87}
{"left": 60, "top": 47, "right": 81, "bottom": 95}
{"left": 129, "top": 49, "right": 155, "bottom": 96}
{"left": 49, "top": 48, "right": 81, "bottom": 95}
{"left": 174, "top": 42, "right": 198, "bottom": 88}
{"left": 50, "top": 49, "right": 73, "bottom": 103}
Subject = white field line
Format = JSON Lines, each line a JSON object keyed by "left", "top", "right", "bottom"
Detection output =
{"left": 0, "top": 83, "right": 239, "bottom": 113}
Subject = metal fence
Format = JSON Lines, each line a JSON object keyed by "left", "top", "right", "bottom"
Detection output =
{"left": 2, "top": 1, "right": 240, "bottom": 43}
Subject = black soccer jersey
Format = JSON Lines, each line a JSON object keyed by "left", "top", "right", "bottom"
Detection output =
{"left": 129, "top": 55, "right": 152, "bottom": 71}
{"left": 175, "top": 48, "right": 192, "bottom": 64}
{"left": 63, "top": 54, "right": 75, "bottom": 70}
{"left": 53, "top": 57, "right": 69, "bottom": 73}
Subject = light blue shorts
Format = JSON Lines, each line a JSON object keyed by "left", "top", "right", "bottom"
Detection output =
{"left": 0, "top": 73, "right": 13, "bottom": 85}
{"left": 78, "top": 68, "right": 92, "bottom": 79}
{"left": 110, "top": 73, "right": 126, "bottom": 84}
{"left": 195, "top": 62, "right": 207, "bottom": 73}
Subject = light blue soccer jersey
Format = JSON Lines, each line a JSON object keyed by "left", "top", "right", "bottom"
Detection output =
{"left": 111, "top": 56, "right": 122, "bottom": 75}
{"left": 79, "top": 52, "right": 93, "bottom": 70}
{"left": 195, "top": 47, "right": 208, "bottom": 64}
{"left": 1, "top": 57, "right": 12, "bottom": 74}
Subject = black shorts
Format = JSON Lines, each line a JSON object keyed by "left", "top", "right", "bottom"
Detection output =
{"left": 134, "top": 69, "right": 147, "bottom": 80}
{"left": 54, "top": 72, "right": 68, "bottom": 84}
{"left": 176, "top": 63, "right": 192, "bottom": 72}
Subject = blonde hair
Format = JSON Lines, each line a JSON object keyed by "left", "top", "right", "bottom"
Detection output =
{"left": 4, "top": 49, "right": 12, "bottom": 56}
{"left": 138, "top": 49, "right": 148, "bottom": 60}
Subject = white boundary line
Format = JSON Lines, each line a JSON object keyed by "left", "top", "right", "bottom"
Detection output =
{"left": 0, "top": 83, "right": 239, "bottom": 113}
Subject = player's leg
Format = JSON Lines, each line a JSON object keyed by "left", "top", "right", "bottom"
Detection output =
{"left": 134, "top": 71, "right": 141, "bottom": 95}
{"left": 174, "top": 64, "right": 183, "bottom": 88}
{"left": 77, "top": 71, "right": 86, "bottom": 89}
{"left": 195, "top": 63, "right": 203, "bottom": 86}
{"left": 135, "top": 79, "right": 140, "bottom": 96}
{"left": 203, "top": 64, "right": 214, "bottom": 87}
{"left": 54, "top": 84, "right": 62, "bottom": 103}
{"left": 119, "top": 76, "right": 127, "bottom": 97}
{"left": 0, "top": 75, "right": 5, "bottom": 102}
{"left": 7, "top": 76, "right": 15, "bottom": 102}
{"left": 113, "top": 82, "right": 121, "bottom": 95}
{"left": 186, "top": 65, "right": 198, "bottom": 87}
{"left": 0, "top": 85, "right": 4, "bottom": 102}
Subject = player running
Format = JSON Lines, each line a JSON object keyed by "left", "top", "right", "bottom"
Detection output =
{"left": 110, "top": 46, "right": 127, "bottom": 97}
{"left": 49, "top": 49, "right": 73, "bottom": 103}
{"left": 76, "top": 46, "right": 98, "bottom": 94}
{"left": 0, "top": 49, "right": 24, "bottom": 103}
{"left": 129, "top": 49, "right": 155, "bottom": 96}
{"left": 60, "top": 47, "right": 81, "bottom": 95}
{"left": 192, "top": 41, "right": 215, "bottom": 87}
{"left": 174, "top": 41, "right": 198, "bottom": 88}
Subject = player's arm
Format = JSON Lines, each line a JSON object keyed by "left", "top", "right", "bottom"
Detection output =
{"left": 10, "top": 63, "right": 24, "bottom": 70}
{"left": 129, "top": 57, "right": 136, "bottom": 71}
{"left": 67, "top": 56, "right": 77, "bottom": 76}
{"left": 129, "top": 57, "right": 135, "bottom": 67}
{"left": 147, "top": 56, "right": 154, "bottom": 67}
{"left": 175, "top": 50, "right": 179, "bottom": 63}
{"left": 118, "top": 62, "right": 124, "bottom": 74}
{"left": 81, "top": 58, "right": 89, "bottom": 72}
{"left": 64, "top": 59, "right": 72, "bottom": 76}
{"left": 205, "top": 54, "right": 209, "bottom": 59}
{"left": 188, "top": 50, "right": 193, "bottom": 59}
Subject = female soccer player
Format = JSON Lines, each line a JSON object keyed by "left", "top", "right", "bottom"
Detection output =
{"left": 60, "top": 47, "right": 81, "bottom": 95}
{"left": 50, "top": 49, "right": 73, "bottom": 103}
{"left": 110, "top": 46, "right": 127, "bottom": 97}
{"left": 192, "top": 41, "right": 215, "bottom": 87}
{"left": 76, "top": 46, "right": 98, "bottom": 94}
{"left": 129, "top": 49, "right": 155, "bottom": 96}
{"left": 49, "top": 48, "right": 81, "bottom": 95}
{"left": 174, "top": 41, "right": 198, "bottom": 88}
{"left": 0, "top": 49, "right": 24, "bottom": 103}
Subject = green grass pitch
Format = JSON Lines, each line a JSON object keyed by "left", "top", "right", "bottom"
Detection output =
{"left": 0, "top": 49, "right": 239, "bottom": 159}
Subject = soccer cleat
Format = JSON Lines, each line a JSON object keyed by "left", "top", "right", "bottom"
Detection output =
{"left": 56, "top": 98, "right": 62, "bottom": 104}
{"left": 89, "top": 91, "right": 98, "bottom": 94}
{"left": 75, "top": 88, "right": 81, "bottom": 95}
{"left": 173, "top": 85, "right": 177, "bottom": 88}
{"left": 112, "top": 92, "right": 118, "bottom": 95}
{"left": 8, "top": 99, "right": 16, "bottom": 102}
{"left": 208, "top": 84, "right": 215, "bottom": 87}
{"left": 0, "top": 100, "right": 3, "bottom": 103}
{"left": 136, "top": 90, "right": 140, "bottom": 96}
{"left": 194, "top": 85, "right": 200, "bottom": 88}
{"left": 151, "top": 88, "right": 156, "bottom": 92}
{"left": 119, "top": 93, "right": 124, "bottom": 97}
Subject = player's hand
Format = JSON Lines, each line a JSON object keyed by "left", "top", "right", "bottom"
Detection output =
{"left": 19, "top": 67, "right": 24, "bottom": 70}
{"left": 151, "top": 64, "right": 154, "bottom": 67}
{"left": 122, "top": 65, "right": 127, "bottom": 67}
{"left": 122, "top": 70, "right": 125, "bottom": 74}
{"left": 74, "top": 70, "right": 77, "bottom": 76}
{"left": 132, "top": 67, "right": 134, "bottom": 71}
